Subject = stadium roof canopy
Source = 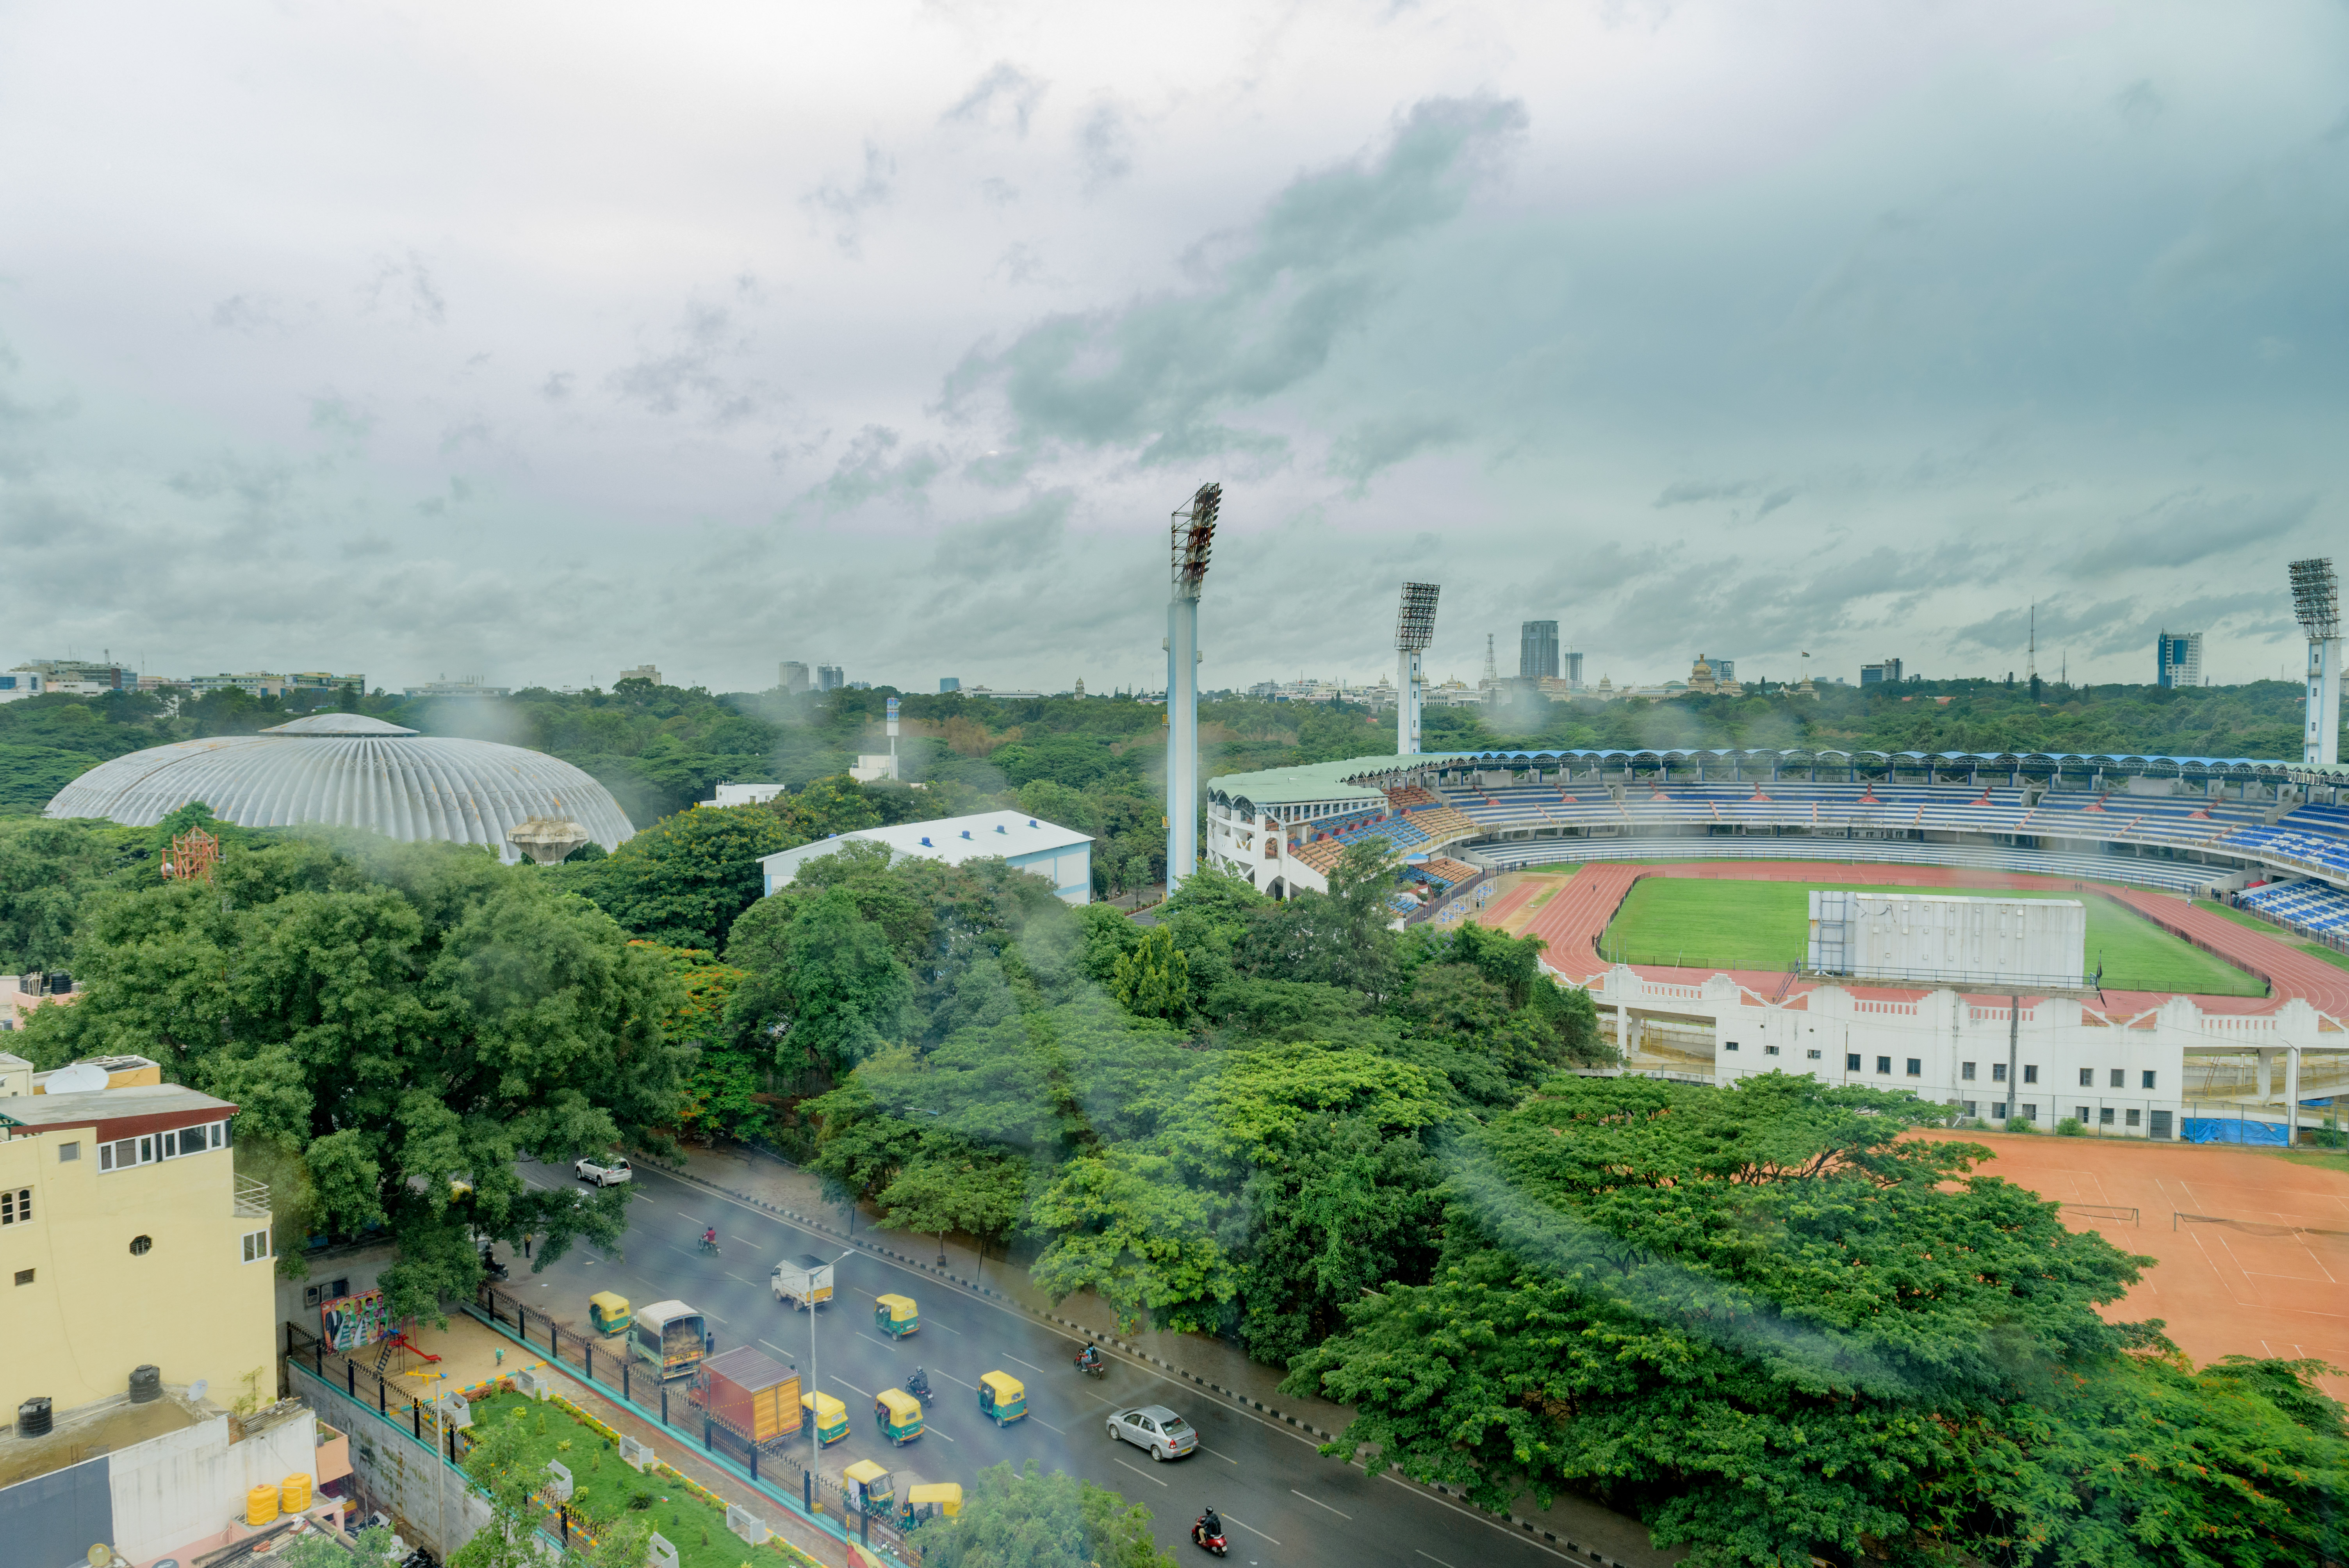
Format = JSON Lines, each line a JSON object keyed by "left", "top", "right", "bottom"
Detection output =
{"left": 1210, "top": 746, "right": 2305, "bottom": 814}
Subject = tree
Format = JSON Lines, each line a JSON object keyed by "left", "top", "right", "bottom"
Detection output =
{"left": 0, "top": 816, "right": 123, "bottom": 968}
{"left": 451, "top": 1405, "right": 550, "bottom": 1568}
{"left": 724, "top": 883, "right": 913, "bottom": 1080}
{"left": 20, "top": 836, "right": 691, "bottom": 1319}
{"left": 1111, "top": 923, "right": 1192, "bottom": 1020}
{"left": 874, "top": 1133, "right": 1029, "bottom": 1261}
{"left": 918, "top": 1460, "right": 1173, "bottom": 1568}
{"left": 574, "top": 803, "right": 795, "bottom": 950}
{"left": 1284, "top": 1072, "right": 2349, "bottom": 1568}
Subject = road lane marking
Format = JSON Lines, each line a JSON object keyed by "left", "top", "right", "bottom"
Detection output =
{"left": 834, "top": 1378, "right": 872, "bottom": 1397}
{"left": 1003, "top": 1355, "right": 1046, "bottom": 1374}
{"left": 730, "top": 1235, "right": 761, "bottom": 1247}
{"left": 856, "top": 1332, "right": 898, "bottom": 1351}
{"left": 1416, "top": 1552, "right": 1456, "bottom": 1568}
{"left": 924, "top": 1426, "right": 956, "bottom": 1443}
{"left": 1378, "top": 1474, "right": 1578, "bottom": 1564}
{"left": 1029, "top": 1416, "right": 1064, "bottom": 1434}
{"left": 1290, "top": 1490, "right": 1350, "bottom": 1520}
{"left": 757, "top": 1339, "right": 797, "bottom": 1363}
{"left": 1112, "top": 1458, "right": 1166, "bottom": 1488}
{"left": 725, "top": 1273, "right": 758, "bottom": 1286}
{"left": 1198, "top": 1443, "right": 1239, "bottom": 1464}
{"left": 675, "top": 1210, "right": 700, "bottom": 1221}
{"left": 1228, "top": 1516, "right": 1280, "bottom": 1546}
{"left": 930, "top": 1370, "right": 975, "bottom": 1390}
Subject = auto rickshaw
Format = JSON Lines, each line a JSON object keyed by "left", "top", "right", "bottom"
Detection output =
{"left": 976, "top": 1371, "right": 1026, "bottom": 1427}
{"left": 898, "top": 1481, "right": 962, "bottom": 1529}
{"left": 587, "top": 1292, "right": 632, "bottom": 1338}
{"left": 873, "top": 1293, "right": 920, "bottom": 1338}
{"left": 874, "top": 1388, "right": 925, "bottom": 1446}
{"left": 841, "top": 1459, "right": 893, "bottom": 1515}
{"left": 802, "top": 1389, "right": 850, "bottom": 1447}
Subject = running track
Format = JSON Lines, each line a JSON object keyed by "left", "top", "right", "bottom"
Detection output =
{"left": 1491, "top": 861, "right": 2349, "bottom": 1017}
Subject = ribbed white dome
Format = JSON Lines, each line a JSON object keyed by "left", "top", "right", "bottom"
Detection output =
{"left": 45, "top": 721, "right": 635, "bottom": 860}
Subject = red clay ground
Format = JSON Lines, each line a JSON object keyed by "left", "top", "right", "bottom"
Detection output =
{"left": 1920, "top": 1131, "right": 2349, "bottom": 1395}
{"left": 1499, "top": 860, "right": 2349, "bottom": 1016}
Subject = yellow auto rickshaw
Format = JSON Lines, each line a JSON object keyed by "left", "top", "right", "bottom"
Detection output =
{"left": 588, "top": 1292, "right": 632, "bottom": 1337}
{"left": 802, "top": 1389, "right": 850, "bottom": 1447}
{"left": 875, "top": 1387, "right": 924, "bottom": 1446}
{"left": 899, "top": 1481, "right": 962, "bottom": 1529}
{"left": 976, "top": 1370, "right": 1026, "bottom": 1427}
{"left": 874, "top": 1293, "right": 920, "bottom": 1338}
{"left": 842, "top": 1459, "right": 893, "bottom": 1514}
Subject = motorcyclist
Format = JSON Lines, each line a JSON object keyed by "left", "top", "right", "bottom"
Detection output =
{"left": 906, "top": 1366, "right": 933, "bottom": 1403}
{"left": 1195, "top": 1507, "right": 1223, "bottom": 1543}
{"left": 1076, "top": 1344, "right": 1103, "bottom": 1372}
{"left": 700, "top": 1226, "right": 717, "bottom": 1248}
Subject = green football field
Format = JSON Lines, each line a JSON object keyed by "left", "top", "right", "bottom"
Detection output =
{"left": 1597, "top": 878, "right": 2267, "bottom": 998}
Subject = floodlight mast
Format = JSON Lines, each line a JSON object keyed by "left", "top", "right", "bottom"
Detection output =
{"left": 1165, "top": 482, "right": 1221, "bottom": 893}
{"left": 1394, "top": 582, "right": 1440, "bottom": 755}
{"left": 2291, "top": 558, "right": 2341, "bottom": 766}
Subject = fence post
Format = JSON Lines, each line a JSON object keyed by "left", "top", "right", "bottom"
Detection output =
{"left": 586, "top": 1343, "right": 594, "bottom": 1383}
{"left": 661, "top": 1386, "right": 668, "bottom": 1427}
{"left": 804, "top": 1469, "right": 812, "bottom": 1513}
{"left": 413, "top": 1401, "right": 422, "bottom": 1440}
{"left": 704, "top": 1413, "right": 713, "bottom": 1453}
{"left": 315, "top": 1339, "right": 324, "bottom": 1376}
{"left": 378, "top": 1374, "right": 387, "bottom": 1415}
{"left": 347, "top": 1360, "right": 356, "bottom": 1398}
{"left": 623, "top": 1363, "right": 630, "bottom": 1405}
{"left": 750, "top": 1445, "right": 757, "bottom": 1484}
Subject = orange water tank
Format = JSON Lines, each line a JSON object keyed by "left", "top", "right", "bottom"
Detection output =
{"left": 246, "top": 1482, "right": 280, "bottom": 1526}
{"left": 280, "top": 1472, "right": 313, "bottom": 1514}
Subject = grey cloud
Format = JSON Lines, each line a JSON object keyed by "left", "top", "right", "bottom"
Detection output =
{"left": 1654, "top": 478, "right": 1756, "bottom": 507}
{"left": 1754, "top": 486, "right": 1796, "bottom": 519}
{"left": 361, "top": 252, "right": 446, "bottom": 326}
{"left": 926, "top": 492, "right": 1071, "bottom": 580}
{"left": 211, "top": 294, "right": 303, "bottom": 335}
{"left": 1326, "top": 413, "right": 1464, "bottom": 486}
{"left": 309, "top": 394, "right": 374, "bottom": 443}
{"left": 796, "top": 425, "right": 948, "bottom": 515}
{"left": 945, "top": 62, "right": 1046, "bottom": 137}
{"left": 803, "top": 142, "right": 895, "bottom": 255}
{"left": 980, "top": 177, "right": 1019, "bottom": 207}
{"left": 609, "top": 301, "right": 777, "bottom": 424}
{"left": 2069, "top": 489, "right": 2313, "bottom": 574}
{"left": 944, "top": 96, "right": 1526, "bottom": 466}
{"left": 1076, "top": 104, "right": 1134, "bottom": 191}
{"left": 2116, "top": 80, "right": 2165, "bottom": 121}
{"left": 540, "top": 372, "right": 574, "bottom": 402}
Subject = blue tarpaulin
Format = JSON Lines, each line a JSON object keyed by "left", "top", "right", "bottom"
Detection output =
{"left": 2181, "top": 1117, "right": 2289, "bottom": 1146}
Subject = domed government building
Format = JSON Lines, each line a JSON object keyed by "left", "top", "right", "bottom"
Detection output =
{"left": 43, "top": 714, "right": 634, "bottom": 861}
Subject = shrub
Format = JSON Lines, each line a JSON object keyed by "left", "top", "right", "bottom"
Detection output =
{"left": 2055, "top": 1117, "right": 2086, "bottom": 1137}
{"left": 2003, "top": 1116, "right": 2039, "bottom": 1135}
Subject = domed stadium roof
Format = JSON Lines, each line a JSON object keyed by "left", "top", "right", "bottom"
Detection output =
{"left": 43, "top": 713, "right": 634, "bottom": 859}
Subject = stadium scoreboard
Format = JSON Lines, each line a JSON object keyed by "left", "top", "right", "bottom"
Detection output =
{"left": 1806, "top": 891, "right": 2089, "bottom": 992}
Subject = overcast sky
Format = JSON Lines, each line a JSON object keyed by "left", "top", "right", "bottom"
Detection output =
{"left": 3, "top": 2, "right": 2344, "bottom": 695}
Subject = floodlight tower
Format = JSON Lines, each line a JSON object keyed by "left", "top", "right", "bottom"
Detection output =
{"left": 2290, "top": 558, "right": 2341, "bottom": 766}
{"left": 1395, "top": 582, "right": 1440, "bottom": 755}
{"left": 1165, "top": 481, "right": 1221, "bottom": 893}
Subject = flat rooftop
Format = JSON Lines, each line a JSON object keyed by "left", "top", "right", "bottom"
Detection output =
{"left": 0, "top": 1082, "right": 236, "bottom": 1131}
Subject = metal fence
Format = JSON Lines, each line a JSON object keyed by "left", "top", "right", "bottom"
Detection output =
{"left": 474, "top": 1285, "right": 922, "bottom": 1563}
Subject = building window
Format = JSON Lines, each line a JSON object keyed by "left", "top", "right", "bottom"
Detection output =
{"left": 129, "top": 1234, "right": 153, "bottom": 1256}
{"left": 2020, "top": 1103, "right": 2039, "bottom": 1122}
{"left": 1806, "top": 1049, "right": 1821, "bottom": 1060}
{"left": 2099, "top": 1107, "right": 2114, "bottom": 1125}
{"left": 1723, "top": 1041, "right": 1738, "bottom": 1052}
{"left": 13, "top": 1269, "right": 30, "bottom": 1286}
{"left": 1991, "top": 1062, "right": 2008, "bottom": 1082}
{"left": 1906, "top": 1058, "right": 1922, "bottom": 1077}
{"left": 2023, "top": 1065, "right": 2038, "bottom": 1084}
{"left": 0, "top": 1188, "right": 27, "bottom": 1225}
{"left": 2142, "top": 1071, "right": 2157, "bottom": 1090}
{"left": 2079, "top": 1068, "right": 2094, "bottom": 1087}
{"left": 2126, "top": 1108, "right": 2142, "bottom": 1128}
{"left": 1876, "top": 1056, "right": 1892, "bottom": 1074}
{"left": 1764, "top": 1044, "right": 1779, "bottom": 1056}
{"left": 1961, "top": 1062, "right": 1976, "bottom": 1081}
{"left": 1961, "top": 1101, "right": 1978, "bottom": 1118}
{"left": 2109, "top": 1069, "right": 2124, "bottom": 1089}
{"left": 1993, "top": 1101, "right": 2009, "bottom": 1119}
{"left": 1845, "top": 1053, "right": 1861, "bottom": 1071}
{"left": 2076, "top": 1106, "right": 2092, "bottom": 1123}
{"left": 58, "top": 1142, "right": 78, "bottom": 1162}
{"left": 241, "top": 1229, "right": 270, "bottom": 1265}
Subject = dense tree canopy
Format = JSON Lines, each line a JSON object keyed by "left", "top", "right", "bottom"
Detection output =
{"left": 917, "top": 1460, "right": 1173, "bottom": 1568}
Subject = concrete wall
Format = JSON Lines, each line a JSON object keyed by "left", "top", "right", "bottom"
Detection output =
{"left": 107, "top": 1407, "right": 317, "bottom": 1564}
{"left": 276, "top": 1243, "right": 401, "bottom": 1339}
{"left": 0, "top": 1127, "right": 276, "bottom": 1417}
{"left": 288, "top": 1363, "right": 492, "bottom": 1561}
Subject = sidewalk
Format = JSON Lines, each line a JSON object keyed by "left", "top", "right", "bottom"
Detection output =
{"left": 402, "top": 1312, "right": 852, "bottom": 1566}
{"left": 652, "top": 1139, "right": 1676, "bottom": 1567}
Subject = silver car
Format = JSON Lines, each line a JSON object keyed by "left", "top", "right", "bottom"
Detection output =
{"left": 1106, "top": 1404, "right": 1197, "bottom": 1461}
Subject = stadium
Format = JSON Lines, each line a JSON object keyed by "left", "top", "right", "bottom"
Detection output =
{"left": 1205, "top": 744, "right": 2349, "bottom": 1147}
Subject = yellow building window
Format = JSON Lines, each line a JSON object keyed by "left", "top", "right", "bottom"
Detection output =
{"left": 1, "top": 1187, "right": 27, "bottom": 1224}
{"left": 241, "top": 1229, "right": 270, "bottom": 1264}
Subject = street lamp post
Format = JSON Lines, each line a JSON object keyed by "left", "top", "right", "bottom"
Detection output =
{"left": 809, "top": 1248, "right": 853, "bottom": 1463}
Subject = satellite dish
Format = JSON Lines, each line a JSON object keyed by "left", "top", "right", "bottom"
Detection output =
{"left": 46, "top": 1062, "right": 109, "bottom": 1094}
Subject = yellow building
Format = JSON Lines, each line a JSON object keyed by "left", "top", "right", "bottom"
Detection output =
{"left": 0, "top": 1082, "right": 276, "bottom": 1417}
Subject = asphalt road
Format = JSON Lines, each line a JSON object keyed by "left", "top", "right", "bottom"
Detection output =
{"left": 506, "top": 1159, "right": 1590, "bottom": 1568}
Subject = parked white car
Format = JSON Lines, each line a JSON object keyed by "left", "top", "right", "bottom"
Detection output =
{"left": 574, "top": 1155, "right": 633, "bottom": 1187}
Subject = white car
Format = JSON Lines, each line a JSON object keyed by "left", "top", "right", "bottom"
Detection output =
{"left": 574, "top": 1155, "right": 633, "bottom": 1187}
{"left": 1106, "top": 1405, "right": 1196, "bottom": 1461}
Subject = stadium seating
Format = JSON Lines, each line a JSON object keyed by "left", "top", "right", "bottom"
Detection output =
{"left": 1470, "top": 835, "right": 2214, "bottom": 893}
{"left": 2240, "top": 878, "right": 2349, "bottom": 939}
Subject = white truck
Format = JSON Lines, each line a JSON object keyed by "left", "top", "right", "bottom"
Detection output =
{"left": 770, "top": 1252, "right": 836, "bottom": 1311}
{"left": 574, "top": 1154, "right": 633, "bottom": 1187}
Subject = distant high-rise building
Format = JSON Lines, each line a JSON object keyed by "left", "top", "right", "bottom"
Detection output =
{"left": 780, "top": 661, "right": 811, "bottom": 693}
{"left": 618, "top": 664, "right": 661, "bottom": 686}
{"left": 1860, "top": 658, "right": 1903, "bottom": 686}
{"left": 1519, "top": 620, "right": 1559, "bottom": 681}
{"left": 1710, "top": 657, "right": 1734, "bottom": 681}
{"left": 1562, "top": 650, "right": 1583, "bottom": 688}
{"left": 816, "top": 664, "right": 845, "bottom": 692}
{"left": 939, "top": 677, "right": 961, "bottom": 693}
{"left": 2156, "top": 630, "right": 2203, "bottom": 689}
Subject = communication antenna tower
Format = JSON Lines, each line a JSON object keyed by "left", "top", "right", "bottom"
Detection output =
{"left": 2026, "top": 603, "right": 2037, "bottom": 682}
{"left": 2290, "top": 558, "right": 2341, "bottom": 766}
{"left": 1394, "top": 583, "right": 1440, "bottom": 755}
{"left": 1481, "top": 634, "right": 1499, "bottom": 688}
{"left": 1163, "top": 481, "right": 1221, "bottom": 893}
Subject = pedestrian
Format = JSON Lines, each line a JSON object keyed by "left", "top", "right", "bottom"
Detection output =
{"left": 523, "top": 1233, "right": 533, "bottom": 1260}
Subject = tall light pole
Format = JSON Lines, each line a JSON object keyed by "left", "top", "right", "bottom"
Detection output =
{"left": 807, "top": 1249, "right": 852, "bottom": 1462}
{"left": 1395, "top": 583, "right": 1440, "bottom": 755}
{"left": 2290, "top": 558, "right": 2340, "bottom": 767}
{"left": 1165, "top": 482, "right": 1220, "bottom": 894}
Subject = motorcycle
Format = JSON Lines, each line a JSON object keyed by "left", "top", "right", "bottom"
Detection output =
{"left": 905, "top": 1369, "right": 935, "bottom": 1408}
{"left": 697, "top": 1235, "right": 721, "bottom": 1256}
{"left": 1075, "top": 1349, "right": 1107, "bottom": 1380}
{"left": 480, "top": 1249, "right": 508, "bottom": 1282}
{"left": 1191, "top": 1515, "right": 1228, "bottom": 1557}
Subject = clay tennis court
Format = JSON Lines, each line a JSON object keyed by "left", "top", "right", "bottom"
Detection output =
{"left": 1925, "top": 1132, "right": 2349, "bottom": 1392}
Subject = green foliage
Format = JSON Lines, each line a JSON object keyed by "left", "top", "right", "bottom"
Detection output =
{"left": 451, "top": 1406, "right": 547, "bottom": 1568}
{"left": 1285, "top": 1072, "right": 2349, "bottom": 1568}
{"left": 570, "top": 805, "right": 795, "bottom": 950}
{"left": 916, "top": 1459, "right": 1173, "bottom": 1568}
{"left": 20, "top": 835, "right": 690, "bottom": 1320}
{"left": 2056, "top": 1115, "right": 2086, "bottom": 1136}
{"left": 725, "top": 883, "right": 913, "bottom": 1079}
{"left": 1110, "top": 923, "right": 1192, "bottom": 1020}
{"left": 272, "top": 1524, "right": 400, "bottom": 1568}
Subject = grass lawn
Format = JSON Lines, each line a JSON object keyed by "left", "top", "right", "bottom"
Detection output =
{"left": 467, "top": 1389, "right": 808, "bottom": 1568}
{"left": 2198, "top": 899, "right": 2349, "bottom": 975}
{"left": 1599, "top": 879, "right": 2267, "bottom": 997}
